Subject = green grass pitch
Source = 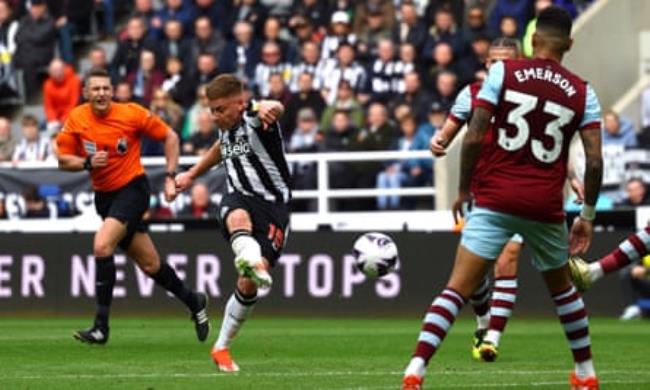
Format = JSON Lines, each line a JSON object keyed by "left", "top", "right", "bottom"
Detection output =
{"left": 1, "top": 316, "right": 649, "bottom": 389}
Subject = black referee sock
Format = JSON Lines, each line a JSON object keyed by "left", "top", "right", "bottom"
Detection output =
{"left": 94, "top": 256, "right": 116, "bottom": 329}
{"left": 152, "top": 263, "right": 199, "bottom": 312}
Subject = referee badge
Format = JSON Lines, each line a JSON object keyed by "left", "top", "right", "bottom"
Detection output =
{"left": 116, "top": 137, "right": 128, "bottom": 155}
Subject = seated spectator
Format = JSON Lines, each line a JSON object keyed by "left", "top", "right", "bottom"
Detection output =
{"left": 430, "top": 70, "right": 458, "bottom": 112}
{"left": 355, "top": 1, "right": 394, "bottom": 62}
{"left": 498, "top": 15, "right": 519, "bottom": 39}
{"left": 320, "top": 80, "right": 365, "bottom": 131}
{"left": 365, "top": 38, "right": 397, "bottom": 104}
{"left": 150, "top": 0, "right": 196, "bottom": 40}
{"left": 288, "top": 15, "right": 318, "bottom": 48}
{"left": 264, "top": 73, "right": 291, "bottom": 107}
{"left": 616, "top": 178, "right": 650, "bottom": 208}
{"left": 84, "top": 46, "right": 109, "bottom": 75}
{"left": 189, "top": 53, "right": 220, "bottom": 97}
{"left": 423, "top": 8, "right": 463, "bottom": 58}
{"left": 129, "top": 0, "right": 157, "bottom": 41}
{"left": 284, "top": 72, "right": 326, "bottom": 140}
{"left": 150, "top": 88, "right": 183, "bottom": 137}
{"left": 466, "top": 34, "right": 492, "bottom": 81}
{"left": 391, "top": 71, "right": 432, "bottom": 124}
{"left": 393, "top": 43, "right": 419, "bottom": 94}
{"left": 21, "top": 185, "right": 50, "bottom": 218}
{"left": 602, "top": 110, "right": 638, "bottom": 149}
{"left": 0, "top": 1, "right": 18, "bottom": 58}
{"left": 254, "top": 41, "right": 291, "bottom": 97}
{"left": 12, "top": 114, "right": 52, "bottom": 162}
{"left": 160, "top": 19, "right": 192, "bottom": 67}
{"left": 392, "top": 1, "right": 428, "bottom": 54}
{"left": 194, "top": 0, "right": 225, "bottom": 34}
{"left": 263, "top": 16, "right": 296, "bottom": 63}
{"left": 462, "top": 4, "right": 494, "bottom": 50}
{"left": 177, "top": 182, "right": 218, "bottom": 219}
{"left": 418, "top": 101, "right": 448, "bottom": 142}
{"left": 43, "top": 58, "right": 81, "bottom": 132}
{"left": 0, "top": 116, "right": 15, "bottom": 161}
{"left": 161, "top": 56, "right": 193, "bottom": 109}
{"left": 13, "top": 0, "right": 56, "bottom": 100}
{"left": 110, "top": 16, "right": 160, "bottom": 80}
{"left": 488, "top": 0, "right": 532, "bottom": 39}
{"left": 182, "top": 85, "right": 209, "bottom": 139}
{"left": 618, "top": 261, "right": 650, "bottom": 320}
{"left": 289, "top": 41, "right": 325, "bottom": 93}
{"left": 114, "top": 80, "right": 143, "bottom": 105}
{"left": 322, "top": 110, "right": 358, "bottom": 211}
{"left": 321, "top": 43, "right": 367, "bottom": 105}
{"left": 426, "top": 41, "right": 471, "bottom": 91}
{"left": 289, "top": 108, "right": 319, "bottom": 211}
{"left": 291, "top": 0, "right": 328, "bottom": 32}
{"left": 189, "top": 15, "right": 225, "bottom": 68}
{"left": 127, "top": 49, "right": 164, "bottom": 106}
{"left": 218, "top": 21, "right": 261, "bottom": 83}
{"left": 320, "top": 10, "right": 358, "bottom": 62}
{"left": 183, "top": 110, "right": 218, "bottom": 156}
{"left": 226, "top": 0, "right": 267, "bottom": 39}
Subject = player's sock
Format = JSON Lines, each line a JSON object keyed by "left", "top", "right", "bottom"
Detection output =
{"left": 484, "top": 276, "right": 517, "bottom": 347}
{"left": 469, "top": 277, "right": 490, "bottom": 330}
{"left": 411, "top": 288, "right": 465, "bottom": 365}
{"left": 152, "top": 262, "right": 199, "bottom": 312}
{"left": 552, "top": 285, "right": 595, "bottom": 378}
{"left": 214, "top": 288, "right": 257, "bottom": 350}
{"left": 597, "top": 227, "right": 650, "bottom": 277}
{"left": 231, "top": 230, "right": 262, "bottom": 264}
{"left": 94, "top": 255, "right": 116, "bottom": 329}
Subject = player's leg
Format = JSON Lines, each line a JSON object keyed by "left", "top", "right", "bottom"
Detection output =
{"left": 527, "top": 220, "right": 598, "bottom": 389}
{"left": 227, "top": 208, "right": 272, "bottom": 287}
{"left": 403, "top": 207, "right": 511, "bottom": 389}
{"left": 570, "top": 226, "right": 650, "bottom": 291}
{"left": 469, "top": 275, "right": 491, "bottom": 358}
{"left": 126, "top": 231, "right": 210, "bottom": 341}
{"left": 73, "top": 217, "right": 126, "bottom": 344}
{"left": 479, "top": 235, "right": 522, "bottom": 360}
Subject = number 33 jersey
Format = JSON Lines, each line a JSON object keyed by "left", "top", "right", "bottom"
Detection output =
{"left": 473, "top": 58, "right": 602, "bottom": 223}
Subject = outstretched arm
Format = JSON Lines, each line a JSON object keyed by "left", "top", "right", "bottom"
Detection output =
{"left": 175, "top": 141, "right": 223, "bottom": 192}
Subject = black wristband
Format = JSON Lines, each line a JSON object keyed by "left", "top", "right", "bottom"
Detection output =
{"left": 165, "top": 171, "right": 177, "bottom": 179}
{"left": 83, "top": 154, "right": 94, "bottom": 171}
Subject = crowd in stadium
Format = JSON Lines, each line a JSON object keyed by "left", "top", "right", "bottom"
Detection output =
{"left": 4, "top": 0, "right": 650, "bottom": 218}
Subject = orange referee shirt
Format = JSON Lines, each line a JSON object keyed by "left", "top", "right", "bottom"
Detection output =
{"left": 57, "top": 102, "right": 170, "bottom": 192}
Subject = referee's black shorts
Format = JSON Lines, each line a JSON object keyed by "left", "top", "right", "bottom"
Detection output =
{"left": 94, "top": 175, "right": 150, "bottom": 251}
{"left": 219, "top": 192, "right": 290, "bottom": 266}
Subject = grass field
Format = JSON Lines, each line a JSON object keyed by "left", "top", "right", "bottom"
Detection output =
{"left": 1, "top": 316, "right": 649, "bottom": 389}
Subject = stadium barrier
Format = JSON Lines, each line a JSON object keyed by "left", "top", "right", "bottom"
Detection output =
{"left": 0, "top": 231, "right": 632, "bottom": 317}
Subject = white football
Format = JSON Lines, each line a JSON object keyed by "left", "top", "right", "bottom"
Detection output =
{"left": 352, "top": 232, "right": 399, "bottom": 278}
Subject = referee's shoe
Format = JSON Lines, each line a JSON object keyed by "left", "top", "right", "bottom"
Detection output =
{"left": 191, "top": 292, "right": 210, "bottom": 342}
{"left": 73, "top": 326, "right": 109, "bottom": 345}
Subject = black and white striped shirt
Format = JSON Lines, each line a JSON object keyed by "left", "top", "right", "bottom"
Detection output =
{"left": 219, "top": 107, "right": 292, "bottom": 204}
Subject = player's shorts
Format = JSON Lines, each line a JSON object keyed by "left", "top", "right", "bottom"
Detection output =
{"left": 94, "top": 174, "right": 149, "bottom": 251}
{"left": 461, "top": 206, "right": 567, "bottom": 271}
{"left": 219, "top": 192, "right": 290, "bottom": 266}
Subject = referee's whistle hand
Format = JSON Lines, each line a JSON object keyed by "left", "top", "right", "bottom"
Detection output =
{"left": 93, "top": 151, "right": 109, "bottom": 168}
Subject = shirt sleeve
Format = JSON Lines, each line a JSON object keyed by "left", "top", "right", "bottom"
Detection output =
{"left": 448, "top": 85, "right": 472, "bottom": 124}
{"left": 579, "top": 84, "right": 602, "bottom": 131}
{"left": 476, "top": 61, "right": 505, "bottom": 111}
{"left": 135, "top": 104, "right": 169, "bottom": 141}
{"left": 56, "top": 113, "right": 81, "bottom": 155}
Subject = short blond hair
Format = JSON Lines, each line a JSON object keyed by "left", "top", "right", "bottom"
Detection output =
{"left": 206, "top": 74, "right": 244, "bottom": 100}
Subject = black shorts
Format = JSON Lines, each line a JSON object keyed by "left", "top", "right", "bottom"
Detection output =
{"left": 219, "top": 192, "right": 290, "bottom": 266}
{"left": 94, "top": 175, "right": 150, "bottom": 251}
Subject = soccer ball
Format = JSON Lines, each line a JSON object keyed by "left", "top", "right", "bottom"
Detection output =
{"left": 352, "top": 232, "right": 399, "bottom": 278}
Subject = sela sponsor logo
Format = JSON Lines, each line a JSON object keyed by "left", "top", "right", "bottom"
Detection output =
{"left": 220, "top": 138, "right": 251, "bottom": 159}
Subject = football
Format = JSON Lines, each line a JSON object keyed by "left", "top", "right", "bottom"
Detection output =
{"left": 352, "top": 232, "right": 399, "bottom": 278}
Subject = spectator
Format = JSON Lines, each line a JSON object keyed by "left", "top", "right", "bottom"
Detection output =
{"left": 523, "top": 0, "right": 554, "bottom": 57}
{"left": 12, "top": 114, "right": 52, "bottom": 162}
{"left": 365, "top": 38, "right": 397, "bottom": 104}
{"left": 226, "top": 0, "right": 268, "bottom": 39}
{"left": 423, "top": 8, "right": 462, "bottom": 58}
{"left": 616, "top": 178, "right": 650, "bottom": 208}
{"left": 21, "top": 185, "right": 50, "bottom": 218}
{"left": 130, "top": 0, "right": 156, "bottom": 40}
{"left": 194, "top": 0, "right": 227, "bottom": 35}
{"left": 602, "top": 110, "right": 638, "bottom": 149}
{"left": 289, "top": 40, "right": 325, "bottom": 93}
{"left": 427, "top": 41, "right": 472, "bottom": 88}
{"left": 618, "top": 262, "right": 650, "bottom": 320}
{"left": 0, "top": 0, "right": 18, "bottom": 58}
{"left": 488, "top": 0, "right": 533, "bottom": 39}
{"left": 254, "top": 41, "right": 291, "bottom": 97}
{"left": 320, "top": 80, "right": 365, "bottom": 131}
{"left": 13, "top": 0, "right": 56, "bottom": 99}
{"left": 161, "top": 56, "right": 193, "bottom": 109}
{"left": 150, "top": 88, "right": 184, "bottom": 137}
{"left": 462, "top": 5, "right": 493, "bottom": 50}
{"left": 151, "top": 0, "right": 196, "bottom": 40}
{"left": 189, "top": 15, "right": 225, "bottom": 68}
{"left": 391, "top": 71, "right": 431, "bottom": 124}
{"left": 418, "top": 101, "right": 447, "bottom": 141}
{"left": 113, "top": 80, "right": 141, "bottom": 104}
{"left": 288, "top": 15, "right": 318, "bottom": 47}
{"left": 126, "top": 49, "right": 165, "bottom": 106}
{"left": 177, "top": 182, "right": 218, "bottom": 219}
{"left": 189, "top": 53, "right": 219, "bottom": 102}
{"left": 291, "top": 0, "right": 328, "bottom": 33}
{"left": 392, "top": 43, "right": 419, "bottom": 93}
{"left": 160, "top": 19, "right": 192, "bottom": 67}
{"left": 182, "top": 84, "right": 209, "bottom": 138}
{"left": 284, "top": 72, "right": 326, "bottom": 139}
{"left": 466, "top": 34, "right": 492, "bottom": 81}
{"left": 423, "top": 0, "right": 464, "bottom": 31}
{"left": 355, "top": 0, "right": 394, "bottom": 62}
{"left": 0, "top": 116, "right": 15, "bottom": 161}
{"left": 639, "top": 86, "right": 650, "bottom": 148}
{"left": 85, "top": 46, "right": 109, "bottom": 74}
{"left": 392, "top": 1, "right": 428, "bottom": 54}
{"left": 320, "top": 10, "right": 357, "bottom": 61}
{"left": 289, "top": 108, "right": 320, "bottom": 211}
{"left": 183, "top": 110, "right": 217, "bottom": 155}
{"left": 47, "top": 0, "right": 94, "bottom": 65}
{"left": 321, "top": 43, "right": 367, "bottom": 105}
{"left": 43, "top": 58, "right": 81, "bottom": 131}
{"left": 263, "top": 16, "right": 296, "bottom": 62}
{"left": 431, "top": 70, "right": 457, "bottom": 111}
{"left": 498, "top": 15, "right": 519, "bottom": 40}
{"left": 264, "top": 73, "right": 291, "bottom": 106}
{"left": 322, "top": 109, "right": 358, "bottom": 211}
{"left": 218, "top": 21, "right": 262, "bottom": 82}
{"left": 110, "top": 16, "right": 160, "bottom": 80}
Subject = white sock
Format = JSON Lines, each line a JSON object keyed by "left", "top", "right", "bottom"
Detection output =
{"left": 484, "top": 329, "right": 502, "bottom": 346}
{"left": 404, "top": 357, "right": 426, "bottom": 378}
{"left": 588, "top": 263, "right": 604, "bottom": 282}
{"left": 231, "top": 233, "right": 262, "bottom": 264}
{"left": 214, "top": 291, "right": 257, "bottom": 350}
{"left": 575, "top": 359, "right": 595, "bottom": 378}
{"left": 476, "top": 314, "right": 490, "bottom": 330}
